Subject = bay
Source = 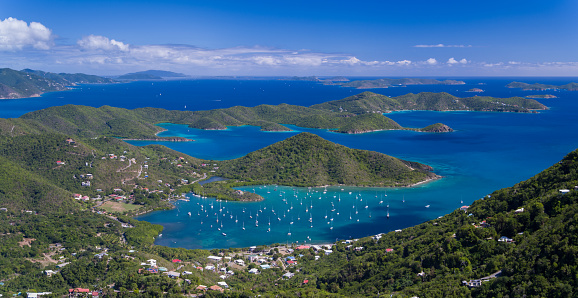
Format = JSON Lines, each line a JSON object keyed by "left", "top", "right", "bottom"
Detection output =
{"left": 2, "top": 77, "right": 578, "bottom": 249}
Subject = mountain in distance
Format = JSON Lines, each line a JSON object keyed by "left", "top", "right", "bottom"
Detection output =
{"left": 116, "top": 70, "right": 188, "bottom": 80}
{"left": 507, "top": 81, "right": 578, "bottom": 91}
{"left": 0, "top": 68, "right": 116, "bottom": 99}
{"left": 218, "top": 132, "right": 438, "bottom": 187}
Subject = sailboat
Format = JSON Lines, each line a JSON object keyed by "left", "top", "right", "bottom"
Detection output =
{"left": 288, "top": 227, "right": 291, "bottom": 236}
{"left": 387, "top": 211, "right": 390, "bottom": 218}
{"left": 242, "top": 222, "right": 245, "bottom": 230}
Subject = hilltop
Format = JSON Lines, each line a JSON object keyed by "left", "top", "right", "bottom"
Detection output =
{"left": 310, "top": 91, "right": 547, "bottom": 114}
{"left": 0, "top": 68, "right": 116, "bottom": 99}
{"left": 218, "top": 132, "right": 438, "bottom": 187}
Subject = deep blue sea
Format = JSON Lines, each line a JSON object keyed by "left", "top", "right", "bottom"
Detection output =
{"left": 3, "top": 77, "right": 578, "bottom": 249}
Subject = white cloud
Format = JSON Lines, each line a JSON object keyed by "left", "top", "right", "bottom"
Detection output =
{"left": 414, "top": 44, "right": 472, "bottom": 48}
{"left": 0, "top": 17, "right": 53, "bottom": 50}
{"left": 448, "top": 58, "right": 468, "bottom": 64}
{"left": 426, "top": 58, "right": 437, "bottom": 65}
{"left": 78, "top": 35, "right": 129, "bottom": 51}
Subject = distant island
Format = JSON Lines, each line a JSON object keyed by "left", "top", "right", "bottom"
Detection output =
{"left": 310, "top": 91, "right": 547, "bottom": 114}
{"left": 526, "top": 94, "right": 558, "bottom": 99}
{"left": 507, "top": 81, "right": 578, "bottom": 91}
{"left": 115, "top": 70, "right": 188, "bottom": 80}
{"left": 331, "top": 78, "right": 465, "bottom": 89}
{"left": 0, "top": 68, "right": 116, "bottom": 99}
{"left": 466, "top": 88, "right": 484, "bottom": 92}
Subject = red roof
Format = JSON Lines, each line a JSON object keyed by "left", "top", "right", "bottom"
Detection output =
{"left": 296, "top": 245, "right": 310, "bottom": 249}
{"left": 303, "top": 279, "right": 309, "bottom": 284}
{"left": 386, "top": 248, "right": 394, "bottom": 252}
{"left": 172, "top": 259, "right": 182, "bottom": 263}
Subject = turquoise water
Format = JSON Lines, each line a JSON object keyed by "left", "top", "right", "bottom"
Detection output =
{"left": 132, "top": 85, "right": 578, "bottom": 249}
{"left": 3, "top": 77, "right": 578, "bottom": 249}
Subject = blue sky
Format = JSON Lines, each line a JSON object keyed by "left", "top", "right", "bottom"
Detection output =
{"left": 1, "top": 0, "right": 577, "bottom": 76}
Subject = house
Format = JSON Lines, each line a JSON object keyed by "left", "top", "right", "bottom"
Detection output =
{"left": 234, "top": 259, "right": 245, "bottom": 266}
{"left": 460, "top": 205, "right": 470, "bottom": 212}
{"left": 354, "top": 247, "right": 364, "bottom": 252}
{"left": 283, "top": 272, "right": 295, "bottom": 279}
{"left": 172, "top": 259, "right": 182, "bottom": 263}
{"left": 463, "top": 279, "right": 483, "bottom": 288}
{"left": 248, "top": 268, "right": 260, "bottom": 274}
{"left": 81, "top": 181, "right": 91, "bottom": 187}
{"left": 27, "top": 292, "right": 52, "bottom": 298}
{"left": 146, "top": 268, "right": 159, "bottom": 274}
{"left": 205, "top": 265, "right": 215, "bottom": 270}
{"left": 286, "top": 260, "right": 297, "bottom": 265}
{"left": 260, "top": 264, "right": 271, "bottom": 269}
{"left": 514, "top": 207, "right": 525, "bottom": 213}
{"left": 147, "top": 259, "right": 157, "bottom": 267}
{"left": 296, "top": 245, "right": 310, "bottom": 250}
{"left": 56, "top": 161, "right": 65, "bottom": 165}
{"left": 183, "top": 271, "right": 193, "bottom": 275}
{"left": 208, "top": 255, "right": 222, "bottom": 261}
{"left": 324, "top": 250, "right": 333, "bottom": 255}
{"left": 196, "top": 285, "right": 207, "bottom": 291}
{"left": 559, "top": 189, "right": 570, "bottom": 194}
{"left": 164, "top": 271, "right": 180, "bottom": 278}
{"left": 57, "top": 262, "right": 70, "bottom": 268}
{"left": 44, "top": 270, "right": 57, "bottom": 276}
{"left": 209, "top": 285, "right": 224, "bottom": 293}
{"left": 68, "top": 288, "right": 90, "bottom": 296}
{"left": 498, "top": 236, "right": 514, "bottom": 243}
{"left": 303, "top": 279, "right": 309, "bottom": 284}
{"left": 217, "top": 281, "right": 229, "bottom": 288}
{"left": 386, "top": 248, "right": 394, "bottom": 253}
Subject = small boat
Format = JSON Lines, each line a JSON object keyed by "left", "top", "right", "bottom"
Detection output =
{"left": 188, "top": 212, "right": 191, "bottom": 216}
{"left": 425, "top": 205, "right": 430, "bottom": 208}
{"left": 222, "top": 232, "right": 227, "bottom": 236}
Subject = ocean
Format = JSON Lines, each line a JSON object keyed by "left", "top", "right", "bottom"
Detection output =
{"left": 3, "top": 77, "right": 578, "bottom": 249}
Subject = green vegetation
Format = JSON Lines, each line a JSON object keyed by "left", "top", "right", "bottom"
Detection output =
{"left": 507, "top": 81, "right": 578, "bottom": 91}
{"left": 218, "top": 132, "right": 437, "bottom": 188}
{"left": 0, "top": 68, "right": 115, "bottom": 99}
{"left": 311, "top": 91, "right": 547, "bottom": 114}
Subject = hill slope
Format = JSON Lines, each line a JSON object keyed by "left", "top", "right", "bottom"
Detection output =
{"left": 311, "top": 91, "right": 547, "bottom": 114}
{"left": 0, "top": 68, "right": 115, "bottom": 99}
{"left": 218, "top": 132, "right": 438, "bottom": 187}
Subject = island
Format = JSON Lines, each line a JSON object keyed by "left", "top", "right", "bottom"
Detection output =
{"left": 331, "top": 78, "right": 466, "bottom": 89}
{"left": 466, "top": 88, "right": 484, "bottom": 92}
{"left": 507, "top": 81, "right": 578, "bottom": 91}
{"left": 115, "top": 70, "right": 189, "bottom": 80}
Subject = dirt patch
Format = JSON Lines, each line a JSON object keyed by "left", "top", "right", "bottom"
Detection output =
{"left": 18, "top": 237, "right": 36, "bottom": 247}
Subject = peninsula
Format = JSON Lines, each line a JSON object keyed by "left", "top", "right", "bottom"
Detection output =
{"left": 0, "top": 68, "right": 116, "bottom": 99}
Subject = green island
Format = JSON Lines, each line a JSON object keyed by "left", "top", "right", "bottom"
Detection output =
{"left": 507, "top": 81, "right": 578, "bottom": 91}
